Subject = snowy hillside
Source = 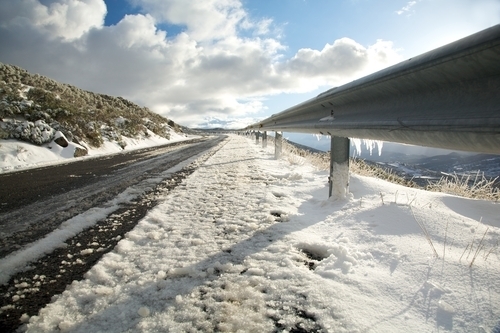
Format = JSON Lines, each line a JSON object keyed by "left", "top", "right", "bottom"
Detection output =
{"left": 0, "top": 130, "right": 192, "bottom": 173}
{"left": 10, "top": 135, "right": 499, "bottom": 333}
{"left": 0, "top": 62, "right": 188, "bottom": 171}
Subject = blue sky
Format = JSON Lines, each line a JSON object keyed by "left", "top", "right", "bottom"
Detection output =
{"left": 0, "top": 0, "right": 499, "bottom": 131}
{"left": 103, "top": 0, "right": 491, "bottom": 58}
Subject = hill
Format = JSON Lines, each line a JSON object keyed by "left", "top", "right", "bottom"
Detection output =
{"left": 0, "top": 62, "right": 184, "bottom": 156}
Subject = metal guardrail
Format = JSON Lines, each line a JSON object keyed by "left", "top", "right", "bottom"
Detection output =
{"left": 245, "top": 24, "right": 500, "bottom": 155}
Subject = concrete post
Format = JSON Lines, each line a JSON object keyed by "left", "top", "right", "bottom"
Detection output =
{"left": 262, "top": 131, "right": 267, "bottom": 148}
{"left": 329, "top": 136, "right": 350, "bottom": 199}
{"left": 275, "top": 132, "right": 283, "bottom": 159}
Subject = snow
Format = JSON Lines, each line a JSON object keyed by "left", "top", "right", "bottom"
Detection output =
{"left": 4, "top": 135, "right": 500, "bottom": 332}
{"left": 0, "top": 145, "right": 208, "bottom": 285}
{"left": 329, "top": 161, "right": 350, "bottom": 200}
{"left": 0, "top": 129, "right": 192, "bottom": 173}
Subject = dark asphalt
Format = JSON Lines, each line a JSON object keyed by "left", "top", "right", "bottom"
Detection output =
{"left": 0, "top": 137, "right": 205, "bottom": 212}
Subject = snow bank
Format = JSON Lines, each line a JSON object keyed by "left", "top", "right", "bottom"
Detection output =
{"left": 0, "top": 130, "right": 194, "bottom": 173}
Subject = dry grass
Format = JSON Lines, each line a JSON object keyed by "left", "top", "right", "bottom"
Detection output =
{"left": 349, "top": 158, "right": 418, "bottom": 188}
{"left": 0, "top": 62, "right": 178, "bottom": 148}
{"left": 261, "top": 135, "right": 500, "bottom": 266}
{"left": 410, "top": 206, "right": 439, "bottom": 258}
{"left": 269, "top": 136, "right": 499, "bottom": 201}
{"left": 426, "top": 172, "right": 499, "bottom": 201}
{"left": 469, "top": 227, "right": 489, "bottom": 267}
{"left": 460, "top": 223, "right": 496, "bottom": 267}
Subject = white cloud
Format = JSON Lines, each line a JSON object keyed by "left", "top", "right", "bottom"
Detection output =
{"left": 396, "top": 1, "right": 418, "bottom": 15}
{"left": 0, "top": 0, "right": 106, "bottom": 41}
{"left": 0, "top": 0, "right": 404, "bottom": 128}
{"left": 280, "top": 38, "right": 401, "bottom": 91}
{"left": 128, "top": 0, "right": 249, "bottom": 41}
{"left": 112, "top": 14, "right": 167, "bottom": 49}
{"left": 194, "top": 116, "right": 262, "bottom": 129}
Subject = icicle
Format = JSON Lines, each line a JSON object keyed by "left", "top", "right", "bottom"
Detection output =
{"left": 313, "top": 133, "right": 324, "bottom": 141}
{"left": 351, "top": 138, "right": 384, "bottom": 157}
{"left": 352, "top": 138, "right": 362, "bottom": 157}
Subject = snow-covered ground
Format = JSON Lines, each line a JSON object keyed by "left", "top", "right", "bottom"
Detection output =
{"left": 0, "top": 129, "right": 191, "bottom": 173}
{"left": 7, "top": 135, "right": 500, "bottom": 332}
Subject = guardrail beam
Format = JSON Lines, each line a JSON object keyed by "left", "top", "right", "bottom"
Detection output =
{"left": 243, "top": 25, "right": 500, "bottom": 155}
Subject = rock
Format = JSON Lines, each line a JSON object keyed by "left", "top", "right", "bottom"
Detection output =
{"left": 54, "top": 135, "right": 69, "bottom": 148}
{"left": 64, "top": 131, "right": 74, "bottom": 142}
{"left": 74, "top": 146, "right": 88, "bottom": 157}
{"left": 0, "top": 126, "right": 8, "bottom": 139}
{"left": 72, "top": 136, "right": 83, "bottom": 146}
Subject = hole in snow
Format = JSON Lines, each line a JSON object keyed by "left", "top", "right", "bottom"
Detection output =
{"left": 296, "top": 244, "right": 329, "bottom": 271}
{"left": 301, "top": 248, "right": 328, "bottom": 261}
{"left": 270, "top": 211, "right": 282, "bottom": 217}
{"left": 270, "top": 210, "right": 289, "bottom": 222}
{"left": 267, "top": 305, "right": 322, "bottom": 332}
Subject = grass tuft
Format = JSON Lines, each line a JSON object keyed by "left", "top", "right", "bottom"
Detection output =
{"left": 426, "top": 172, "right": 499, "bottom": 201}
{"left": 410, "top": 206, "right": 439, "bottom": 258}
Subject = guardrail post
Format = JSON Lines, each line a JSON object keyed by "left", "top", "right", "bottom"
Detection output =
{"left": 262, "top": 131, "right": 267, "bottom": 148}
{"left": 255, "top": 131, "right": 260, "bottom": 144}
{"left": 329, "top": 136, "right": 350, "bottom": 199}
{"left": 275, "top": 132, "right": 283, "bottom": 159}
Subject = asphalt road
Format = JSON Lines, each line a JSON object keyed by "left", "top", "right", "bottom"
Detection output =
{"left": 0, "top": 137, "right": 207, "bottom": 211}
{"left": 0, "top": 136, "right": 225, "bottom": 257}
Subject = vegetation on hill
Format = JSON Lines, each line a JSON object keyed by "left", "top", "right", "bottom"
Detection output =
{"left": 0, "top": 62, "right": 182, "bottom": 150}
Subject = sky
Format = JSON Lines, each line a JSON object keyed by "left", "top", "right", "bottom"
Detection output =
{"left": 0, "top": 0, "right": 499, "bottom": 129}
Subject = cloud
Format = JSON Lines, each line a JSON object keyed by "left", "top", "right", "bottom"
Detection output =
{"left": 0, "top": 0, "right": 402, "bottom": 128}
{"left": 281, "top": 38, "right": 400, "bottom": 88}
{"left": 396, "top": 1, "right": 418, "bottom": 15}
{"left": 194, "top": 116, "right": 262, "bottom": 130}
{"left": 111, "top": 14, "right": 167, "bottom": 48}
{"left": 0, "top": 0, "right": 106, "bottom": 41}
{"left": 128, "top": 0, "right": 250, "bottom": 41}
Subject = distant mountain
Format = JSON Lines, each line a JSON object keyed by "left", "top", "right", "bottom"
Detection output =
{"left": 351, "top": 150, "right": 430, "bottom": 164}
{"left": 285, "top": 137, "right": 500, "bottom": 187}
{"left": 368, "top": 153, "right": 500, "bottom": 187}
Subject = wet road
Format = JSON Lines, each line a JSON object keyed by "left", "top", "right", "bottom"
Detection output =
{"left": 0, "top": 136, "right": 225, "bottom": 257}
